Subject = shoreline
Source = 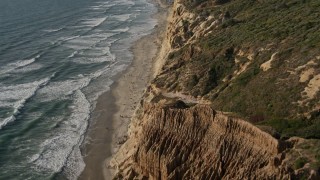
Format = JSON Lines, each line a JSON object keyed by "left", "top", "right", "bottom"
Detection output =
{"left": 78, "top": 1, "right": 168, "bottom": 179}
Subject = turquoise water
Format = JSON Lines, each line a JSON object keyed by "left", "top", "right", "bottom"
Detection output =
{"left": 0, "top": 0, "right": 156, "bottom": 179}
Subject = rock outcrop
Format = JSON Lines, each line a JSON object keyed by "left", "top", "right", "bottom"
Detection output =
{"left": 112, "top": 102, "right": 295, "bottom": 179}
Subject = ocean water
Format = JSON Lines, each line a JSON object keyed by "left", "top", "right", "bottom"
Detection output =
{"left": 0, "top": 0, "right": 156, "bottom": 179}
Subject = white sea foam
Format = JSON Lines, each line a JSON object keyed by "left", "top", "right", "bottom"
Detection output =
{"left": 79, "top": 46, "right": 115, "bottom": 57}
{"left": 88, "top": 4, "right": 112, "bottom": 11}
{"left": 0, "top": 77, "right": 52, "bottom": 106}
{"left": 94, "top": 32, "right": 117, "bottom": 39}
{"left": 37, "top": 61, "right": 115, "bottom": 101}
{"left": 72, "top": 47, "right": 116, "bottom": 64}
{"left": 43, "top": 28, "right": 63, "bottom": 33}
{"left": 68, "top": 51, "right": 78, "bottom": 58}
{"left": 0, "top": 101, "right": 15, "bottom": 108}
{"left": 110, "top": 27, "right": 130, "bottom": 33}
{"left": 72, "top": 56, "right": 112, "bottom": 64}
{"left": 37, "top": 77, "right": 91, "bottom": 101}
{"left": 94, "top": 1, "right": 114, "bottom": 7}
{"left": 117, "top": 0, "right": 135, "bottom": 6}
{"left": 64, "top": 37, "right": 101, "bottom": 50}
{"left": 82, "top": 63, "right": 127, "bottom": 107}
{"left": 83, "top": 48, "right": 109, "bottom": 57}
{"left": 0, "top": 77, "right": 52, "bottom": 130}
{"left": 55, "top": 36, "right": 80, "bottom": 45}
{"left": 0, "top": 55, "right": 41, "bottom": 75}
{"left": 67, "top": 37, "right": 100, "bottom": 45}
{"left": 89, "top": 5, "right": 103, "bottom": 10}
{"left": 90, "top": 5, "right": 102, "bottom": 8}
{"left": 64, "top": 33, "right": 115, "bottom": 51}
{"left": 14, "top": 63, "right": 43, "bottom": 73}
{"left": 113, "top": 14, "right": 131, "bottom": 22}
{"left": 94, "top": 1, "right": 109, "bottom": 5}
{"left": 32, "top": 90, "right": 89, "bottom": 179}
{"left": 62, "top": 143, "right": 86, "bottom": 179}
{"left": 80, "top": 17, "right": 107, "bottom": 28}
{"left": 61, "top": 36, "right": 81, "bottom": 41}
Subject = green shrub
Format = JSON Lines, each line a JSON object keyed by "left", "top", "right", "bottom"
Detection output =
{"left": 257, "top": 119, "right": 308, "bottom": 137}
{"left": 235, "top": 66, "right": 260, "bottom": 86}
{"left": 294, "top": 157, "right": 308, "bottom": 169}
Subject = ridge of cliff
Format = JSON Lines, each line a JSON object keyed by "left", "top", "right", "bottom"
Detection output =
{"left": 110, "top": 0, "right": 320, "bottom": 179}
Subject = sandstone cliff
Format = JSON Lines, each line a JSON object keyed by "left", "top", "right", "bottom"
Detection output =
{"left": 112, "top": 102, "right": 291, "bottom": 179}
{"left": 111, "top": 97, "right": 319, "bottom": 179}
{"left": 110, "top": 0, "right": 320, "bottom": 179}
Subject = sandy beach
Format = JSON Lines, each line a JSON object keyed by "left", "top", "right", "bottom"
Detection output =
{"left": 78, "top": 1, "right": 168, "bottom": 179}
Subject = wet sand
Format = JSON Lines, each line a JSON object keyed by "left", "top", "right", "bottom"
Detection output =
{"left": 78, "top": 1, "right": 168, "bottom": 179}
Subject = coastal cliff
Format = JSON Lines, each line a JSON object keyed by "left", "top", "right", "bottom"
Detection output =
{"left": 111, "top": 0, "right": 320, "bottom": 179}
{"left": 112, "top": 102, "right": 293, "bottom": 179}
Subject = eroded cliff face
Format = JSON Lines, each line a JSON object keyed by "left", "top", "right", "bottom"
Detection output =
{"left": 110, "top": 0, "right": 320, "bottom": 179}
{"left": 166, "top": 0, "right": 220, "bottom": 49}
{"left": 112, "top": 102, "right": 295, "bottom": 179}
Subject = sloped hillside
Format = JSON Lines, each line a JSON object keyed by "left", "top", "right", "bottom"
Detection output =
{"left": 154, "top": 0, "right": 320, "bottom": 138}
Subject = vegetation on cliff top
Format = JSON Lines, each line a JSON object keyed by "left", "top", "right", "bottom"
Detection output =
{"left": 154, "top": 0, "right": 320, "bottom": 138}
